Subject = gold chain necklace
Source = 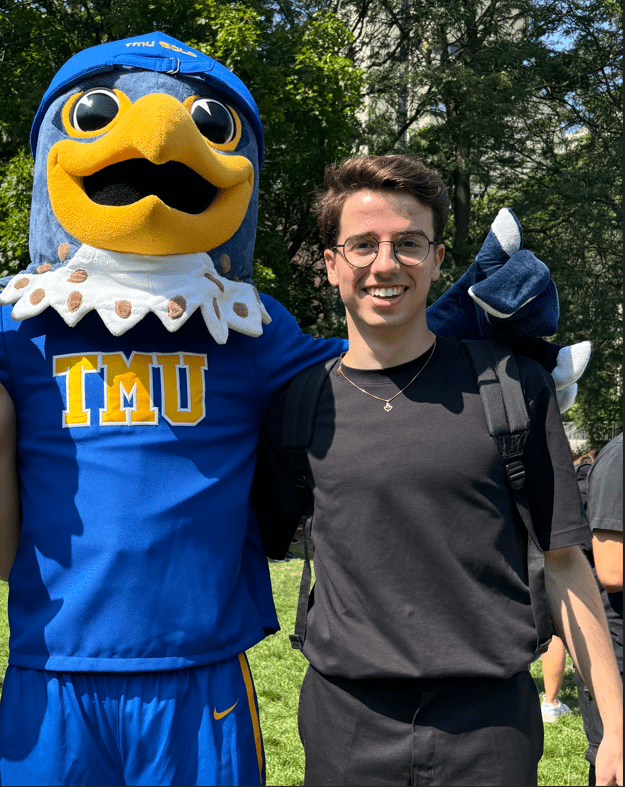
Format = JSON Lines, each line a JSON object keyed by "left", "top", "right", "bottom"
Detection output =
{"left": 336, "top": 339, "right": 437, "bottom": 412}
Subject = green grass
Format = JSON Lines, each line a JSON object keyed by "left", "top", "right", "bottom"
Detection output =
{"left": 248, "top": 561, "right": 310, "bottom": 786}
{"left": 530, "top": 650, "right": 589, "bottom": 787}
{"left": 0, "top": 566, "right": 589, "bottom": 786}
{"left": 249, "top": 561, "right": 591, "bottom": 787}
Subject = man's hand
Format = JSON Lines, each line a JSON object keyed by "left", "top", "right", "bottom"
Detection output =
{"left": 595, "top": 732, "right": 623, "bottom": 786}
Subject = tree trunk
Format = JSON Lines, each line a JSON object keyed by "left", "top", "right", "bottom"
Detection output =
{"left": 452, "top": 154, "right": 471, "bottom": 270}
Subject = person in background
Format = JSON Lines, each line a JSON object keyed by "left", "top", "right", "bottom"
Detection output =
{"left": 540, "top": 635, "right": 572, "bottom": 722}
{"left": 575, "top": 450, "right": 598, "bottom": 510}
{"left": 575, "top": 434, "right": 623, "bottom": 786}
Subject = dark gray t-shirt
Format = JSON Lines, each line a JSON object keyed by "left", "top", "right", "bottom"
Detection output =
{"left": 302, "top": 337, "right": 590, "bottom": 681}
{"left": 587, "top": 433, "right": 623, "bottom": 671}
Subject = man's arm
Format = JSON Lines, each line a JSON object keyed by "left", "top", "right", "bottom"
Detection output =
{"left": 0, "top": 382, "right": 19, "bottom": 581}
{"left": 587, "top": 435, "right": 623, "bottom": 596}
{"left": 545, "top": 545, "right": 623, "bottom": 786}
{"left": 593, "top": 531, "right": 623, "bottom": 593}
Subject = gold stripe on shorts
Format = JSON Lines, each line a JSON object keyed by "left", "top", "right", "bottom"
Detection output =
{"left": 238, "top": 652, "right": 264, "bottom": 782}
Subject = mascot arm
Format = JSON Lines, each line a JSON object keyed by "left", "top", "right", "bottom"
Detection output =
{"left": 0, "top": 383, "right": 19, "bottom": 581}
{"left": 254, "top": 295, "right": 347, "bottom": 408}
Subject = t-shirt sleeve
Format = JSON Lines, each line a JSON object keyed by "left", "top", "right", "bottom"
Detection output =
{"left": 252, "top": 294, "right": 347, "bottom": 410}
{"left": 587, "top": 434, "right": 623, "bottom": 535}
{"left": 521, "top": 362, "right": 591, "bottom": 552}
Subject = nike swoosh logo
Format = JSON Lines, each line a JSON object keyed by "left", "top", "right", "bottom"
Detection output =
{"left": 213, "top": 699, "right": 239, "bottom": 720}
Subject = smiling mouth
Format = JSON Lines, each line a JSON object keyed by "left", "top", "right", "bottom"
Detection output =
{"left": 83, "top": 160, "right": 218, "bottom": 214}
{"left": 365, "top": 286, "right": 407, "bottom": 299}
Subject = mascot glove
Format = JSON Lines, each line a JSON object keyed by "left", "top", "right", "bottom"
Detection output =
{"left": 467, "top": 208, "right": 559, "bottom": 338}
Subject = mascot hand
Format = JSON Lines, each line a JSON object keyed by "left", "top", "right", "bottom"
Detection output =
{"left": 467, "top": 208, "right": 558, "bottom": 339}
{"left": 427, "top": 208, "right": 592, "bottom": 413}
{"left": 427, "top": 208, "right": 558, "bottom": 341}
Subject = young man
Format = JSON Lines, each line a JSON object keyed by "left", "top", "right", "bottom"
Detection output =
{"left": 272, "top": 155, "right": 623, "bottom": 786}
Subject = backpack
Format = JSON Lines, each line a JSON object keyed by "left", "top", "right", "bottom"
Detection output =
{"left": 250, "top": 339, "right": 554, "bottom": 659}
{"left": 576, "top": 461, "right": 593, "bottom": 513}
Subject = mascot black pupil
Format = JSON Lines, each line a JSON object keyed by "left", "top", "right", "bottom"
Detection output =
{"left": 73, "top": 91, "right": 119, "bottom": 132}
{"left": 191, "top": 100, "right": 234, "bottom": 144}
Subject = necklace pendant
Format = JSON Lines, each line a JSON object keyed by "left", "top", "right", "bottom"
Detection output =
{"left": 384, "top": 402, "right": 393, "bottom": 412}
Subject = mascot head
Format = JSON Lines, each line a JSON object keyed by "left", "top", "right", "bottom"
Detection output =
{"left": 1, "top": 32, "right": 270, "bottom": 341}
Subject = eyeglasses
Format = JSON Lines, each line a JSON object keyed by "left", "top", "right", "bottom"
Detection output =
{"left": 332, "top": 234, "right": 437, "bottom": 268}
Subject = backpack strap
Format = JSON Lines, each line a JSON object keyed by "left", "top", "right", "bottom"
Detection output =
{"left": 252, "top": 357, "right": 337, "bottom": 560}
{"left": 282, "top": 358, "right": 338, "bottom": 651}
{"left": 462, "top": 339, "right": 553, "bottom": 657}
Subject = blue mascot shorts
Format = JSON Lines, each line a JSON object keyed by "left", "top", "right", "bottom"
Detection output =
{"left": 0, "top": 654, "right": 264, "bottom": 786}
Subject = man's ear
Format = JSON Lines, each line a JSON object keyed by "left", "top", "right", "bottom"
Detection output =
{"left": 325, "top": 249, "right": 339, "bottom": 286}
{"left": 431, "top": 244, "right": 445, "bottom": 282}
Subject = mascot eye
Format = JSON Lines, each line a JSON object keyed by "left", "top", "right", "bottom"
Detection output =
{"left": 71, "top": 89, "right": 120, "bottom": 132}
{"left": 190, "top": 99, "right": 235, "bottom": 144}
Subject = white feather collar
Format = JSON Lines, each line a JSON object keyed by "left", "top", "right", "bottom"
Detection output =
{"left": 0, "top": 246, "right": 271, "bottom": 342}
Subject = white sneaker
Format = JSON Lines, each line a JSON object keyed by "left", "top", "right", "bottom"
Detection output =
{"left": 541, "top": 698, "right": 571, "bottom": 722}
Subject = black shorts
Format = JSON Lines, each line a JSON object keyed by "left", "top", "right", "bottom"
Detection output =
{"left": 298, "top": 667, "right": 543, "bottom": 786}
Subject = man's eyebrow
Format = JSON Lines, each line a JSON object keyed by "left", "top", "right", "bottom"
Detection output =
{"left": 347, "top": 230, "right": 429, "bottom": 240}
{"left": 346, "top": 232, "right": 377, "bottom": 241}
{"left": 395, "top": 230, "right": 429, "bottom": 239}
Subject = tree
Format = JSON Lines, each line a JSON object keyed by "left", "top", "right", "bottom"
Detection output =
{"left": 333, "top": 1, "right": 566, "bottom": 265}
{"left": 502, "top": 0, "right": 623, "bottom": 446}
{"left": 329, "top": 0, "right": 621, "bottom": 442}
{"left": 0, "top": 0, "right": 203, "bottom": 151}
{"left": 0, "top": 148, "right": 32, "bottom": 276}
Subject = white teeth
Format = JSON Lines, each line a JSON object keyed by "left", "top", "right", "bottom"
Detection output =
{"left": 367, "top": 287, "right": 404, "bottom": 298}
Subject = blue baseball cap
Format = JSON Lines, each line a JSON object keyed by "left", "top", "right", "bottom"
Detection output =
{"left": 30, "top": 31, "right": 264, "bottom": 165}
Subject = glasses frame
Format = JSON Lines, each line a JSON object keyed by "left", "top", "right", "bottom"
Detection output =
{"left": 332, "top": 235, "right": 438, "bottom": 268}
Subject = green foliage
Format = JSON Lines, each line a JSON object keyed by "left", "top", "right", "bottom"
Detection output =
{"left": 0, "top": 147, "right": 33, "bottom": 276}
{"left": 493, "top": 0, "right": 623, "bottom": 447}
{"left": 0, "top": 0, "right": 202, "bottom": 151}
{"left": 352, "top": 0, "right": 566, "bottom": 264}
{"left": 349, "top": 0, "right": 622, "bottom": 437}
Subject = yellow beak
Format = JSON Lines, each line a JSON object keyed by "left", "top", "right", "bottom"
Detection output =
{"left": 47, "top": 93, "right": 254, "bottom": 255}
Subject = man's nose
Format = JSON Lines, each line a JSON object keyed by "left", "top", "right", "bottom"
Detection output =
{"left": 372, "top": 240, "right": 401, "bottom": 272}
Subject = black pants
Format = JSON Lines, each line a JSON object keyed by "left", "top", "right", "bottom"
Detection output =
{"left": 298, "top": 667, "right": 543, "bottom": 786}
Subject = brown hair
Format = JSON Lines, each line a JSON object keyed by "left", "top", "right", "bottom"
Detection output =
{"left": 314, "top": 155, "right": 450, "bottom": 249}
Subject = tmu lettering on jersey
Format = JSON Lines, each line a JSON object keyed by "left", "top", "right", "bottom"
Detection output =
{"left": 53, "top": 352, "right": 208, "bottom": 427}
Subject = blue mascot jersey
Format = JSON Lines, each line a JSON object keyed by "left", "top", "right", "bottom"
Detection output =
{"left": 0, "top": 295, "right": 345, "bottom": 671}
